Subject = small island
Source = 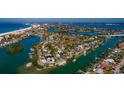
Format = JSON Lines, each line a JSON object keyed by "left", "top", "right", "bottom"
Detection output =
{"left": 6, "top": 44, "right": 24, "bottom": 54}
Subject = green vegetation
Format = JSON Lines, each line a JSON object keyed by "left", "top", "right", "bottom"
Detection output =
{"left": 31, "top": 58, "right": 43, "bottom": 69}
{"left": 120, "top": 67, "right": 124, "bottom": 73}
{"left": 6, "top": 44, "right": 24, "bottom": 54}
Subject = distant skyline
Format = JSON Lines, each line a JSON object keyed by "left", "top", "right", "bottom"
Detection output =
{"left": 0, "top": 18, "right": 124, "bottom": 23}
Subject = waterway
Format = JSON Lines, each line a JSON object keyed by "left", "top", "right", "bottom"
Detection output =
{"left": 0, "top": 23, "right": 123, "bottom": 74}
{"left": 0, "top": 23, "right": 30, "bottom": 34}
{"left": 48, "top": 29, "right": 97, "bottom": 35}
{"left": 21, "top": 36, "right": 120, "bottom": 74}
{"left": 48, "top": 37, "right": 119, "bottom": 74}
{"left": 0, "top": 37, "right": 41, "bottom": 74}
{"left": 20, "top": 28, "right": 122, "bottom": 74}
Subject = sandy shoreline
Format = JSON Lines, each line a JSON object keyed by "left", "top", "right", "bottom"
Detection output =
{"left": 0, "top": 26, "right": 32, "bottom": 36}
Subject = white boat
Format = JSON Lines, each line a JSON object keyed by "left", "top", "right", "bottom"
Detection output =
{"left": 73, "top": 59, "right": 76, "bottom": 62}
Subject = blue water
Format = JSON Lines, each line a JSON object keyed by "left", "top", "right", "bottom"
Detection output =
{"left": 48, "top": 29, "right": 97, "bottom": 35}
{"left": 0, "top": 23, "right": 40, "bottom": 73}
{"left": 0, "top": 37, "right": 41, "bottom": 74}
{"left": 70, "top": 23, "right": 124, "bottom": 30}
{"left": 0, "top": 23, "right": 30, "bottom": 33}
{"left": 51, "top": 23, "right": 124, "bottom": 30}
{"left": 48, "top": 29, "right": 59, "bottom": 32}
{"left": 49, "top": 38, "right": 119, "bottom": 74}
{"left": 48, "top": 23, "right": 124, "bottom": 36}
{"left": 46, "top": 23, "right": 124, "bottom": 73}
{"left": 0, "top": 22, "right": 123, "bottom": 73}
{"left": 68, "top": 30, "right": 96, "bottom": 35}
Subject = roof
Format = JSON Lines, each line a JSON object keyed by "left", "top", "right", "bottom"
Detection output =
{"left": 100, "top": 63, "right": 106, "bottom": 69}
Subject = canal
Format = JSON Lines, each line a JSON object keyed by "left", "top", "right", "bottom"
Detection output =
{"left": 28, "top": 30, "right": 120, "bottom": 74}
{"left": 0, "top": 30, "right": 121, "bottom": 74}
{"left": 46, "top": 37, "right": 119, "bottom": 74}
{"left": 0, "top": 23, "right": 123, "bottom": 74}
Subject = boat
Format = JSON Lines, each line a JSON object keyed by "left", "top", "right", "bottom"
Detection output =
{"left": 73, "top": 59, "right": 76, "bottom": 62}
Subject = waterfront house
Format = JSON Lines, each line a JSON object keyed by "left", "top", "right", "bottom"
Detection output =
{"left": 105, "top": 59, "right": 114, "bottom": 63}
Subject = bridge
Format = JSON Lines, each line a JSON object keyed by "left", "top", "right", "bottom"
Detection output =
{"left": 107, "top": 34, "right": 124, "bottom": 37}
{"left": 98, "top": 34, "right": 124, "bottom": 37}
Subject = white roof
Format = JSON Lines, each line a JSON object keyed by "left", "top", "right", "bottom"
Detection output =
{"left": 96, "top": 68, "right": 103, "bottom": 74}
{"left": 105, "top": 59, "right": 114, "bottom": 63}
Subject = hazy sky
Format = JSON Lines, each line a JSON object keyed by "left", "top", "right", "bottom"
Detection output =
{"left": 0, "top": 18, "right": 124, "bottom": 23}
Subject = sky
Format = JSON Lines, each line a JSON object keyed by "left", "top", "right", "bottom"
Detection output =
{"left": 0, "top": 18, "right": 124, "bottom": 23}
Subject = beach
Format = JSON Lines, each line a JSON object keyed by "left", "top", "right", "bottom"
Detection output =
{"left": 0, "top": 27, "right": 32, "bottom": 37}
